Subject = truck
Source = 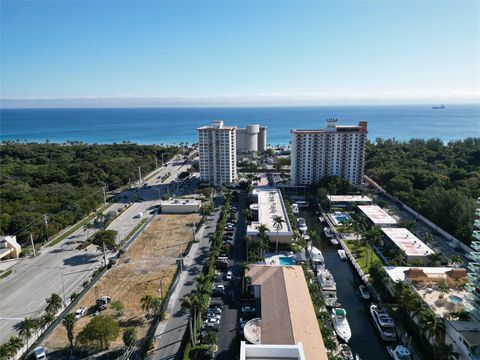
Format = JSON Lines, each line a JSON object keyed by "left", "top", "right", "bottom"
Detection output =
{"left": 96, "top": 296, "right": 111, "bottom": 311}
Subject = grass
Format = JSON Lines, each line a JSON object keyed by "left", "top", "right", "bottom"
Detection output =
{"left": 344, "top": 240, "right": 383, "bottom": 271}
{"left": 0, "top": 269, "right": 13, "bottom": 280}
{"left": 120, "top": 218, "right": 148, "bottom": 247}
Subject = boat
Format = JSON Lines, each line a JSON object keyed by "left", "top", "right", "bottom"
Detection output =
{"left": 317, "top": 268, "right": 340, "bottom": 307}
{"left": 359, "top": 285, "right": 371, "bottom": 300}
{"left": 297, "top": 201, "right": 309, "bottom": 208}
{"left": 307, "top": 245, "right": 324, "bottom": 270}
{"left": 302, "top": 233, "right": 311, "bottom": 241}
{"left": 297, "top": 218, "right": 308, "bottom": 233}
{"left": 339, "top": 344, "right": 354, "bottom": 360}
{"left": 387, "top": 345, "right": 412, "bottom": 360}
{"left": 370, "top": 304, "right": 397, "bottom": 341}
{"left": 338, "top": 249, "right": 347, "bottom": 261}
{"left": 330, "top": 238, "right": 339, "bottom": 245}
{"left": 318, "top": 216, "right": 325, "bottom": 223}
{"left": 331, "top": 308, "right": 352, "bottom": 343}
{"left": 291, "top": 203, "right": 299, "bottom": 214}
{"left": 324, "top": 226, "right": 334, "bottom": 239}
{"left": 432, "top": 105, "right": 445, "bottom": 109}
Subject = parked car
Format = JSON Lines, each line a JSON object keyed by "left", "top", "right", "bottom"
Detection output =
{"left": 205, "top": 307, "right": 222, "bottom": 315}
{"left": 225, "top": 270, "right": 233, "bottom": 280}
{"left": 241, "top": 305, "right": 256, "bottom": 314}
{"left": 34, "top": 347, "right": 46, "bottom": 360}
{"left": 74, "top": 307, "right": 87, "bottom": 319}
{"left": 96, "top": 295, "right": 111, "bottom": 311}
{"left": 205, "top": 313, "right": 221, "bottom": 321}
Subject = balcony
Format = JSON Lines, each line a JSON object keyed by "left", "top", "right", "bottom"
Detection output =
{"left": 472, "top": 252, "right": 480, "bottom": 262}
{"left": 472, "top": 241, "right": 480, "bottom": 252}
{"left": 475, "top": 220, "right": 480, "bottom": 230}
{"left": 468, "top": 262, "right": 480, "bottom": 273}
{"left": 468, "top": 273, "right": 479, "bottom": 284}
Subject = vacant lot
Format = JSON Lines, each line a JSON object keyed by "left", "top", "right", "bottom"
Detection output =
{"left": 43, "top": 213, "right": 200, "bottom": 351}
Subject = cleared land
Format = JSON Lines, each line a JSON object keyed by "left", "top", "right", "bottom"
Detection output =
{"left": 43, "top": 213, "right": 200, "bottom": 351}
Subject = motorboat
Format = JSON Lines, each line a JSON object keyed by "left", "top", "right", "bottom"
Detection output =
{"left": 359, "top": 285, "right": 371, "bottom": 300}
{"left": 339, "top": 344, "right": 354, "bottom": 360}
{"left": 291, "top": 203, "right": 299, "bottom": 214}
{"left": 297, "top": 201, "right": 309, "bottom": 208}
{"left": 331, "top": 308, "right": 352, "bottom": 343}
{"left": 370, "top": 304, "right": 397, "bottom": 341}
{"left": 330, "top": 238, "right": 339, "bottom": 245}
{"left": 387, "top": 345, "right": 412, "bottom": 360}
{"left": 317, "top": 268, "right": 339, "bottom": 307}
{"left": 307, "top": 245, "right": 324, "bottom": 269}
{"left": 297, "top": 218, "right": 308, "bottom": 233}
{"left": 338, "top": 249, "right": 347, "bottom": 261}
{"left": 302, "top": 233, "right": 311, "bottom": 241}
{"left": 324, "top": 226, "right": 334, "bottom": 238}
{"left": 318, "top": 216, "right": 325, "bottom": 223}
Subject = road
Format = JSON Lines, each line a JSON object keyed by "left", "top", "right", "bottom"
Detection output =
{"left": 0, "top": 159, "right": 189, "bottom": 344}
{"left": 147, "top": 195, "right": 223, "bottom": 360}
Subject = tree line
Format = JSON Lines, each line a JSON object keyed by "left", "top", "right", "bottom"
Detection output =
{"left": 0, "top": 143, "right": 180, "bottom": 245}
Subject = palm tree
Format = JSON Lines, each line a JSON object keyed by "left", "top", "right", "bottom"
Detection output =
{"left": 256, "top": 224, "right": 270, "bottom": 258}
{"left": 363, "top": 227, "right": 382, "bottom": 267}
{"left": 239, "top": 262, "right": 250, "bottom": 292}
{"left": 6, "top": 336, "right": 23, "bottom": 358}
{"left": 140, "top": 294, "right": 154, "bottom": 316}
{"left": 428, "top": 252, "right": 443, "bottom": 266}
{"left": 423, "top": 232, "right": 433, "bottom": 245}
{"left": 17, "top": 318, "right": 36, "bottom": 347}
{"left": 180, "top": 294, "right": 197, "bottom": 346}
{"left": 450, "top": 254, "right": 462, "bottom": 267}
{"left": 40, "top": 313, "right": 55, "bottom": 329}
{"left": 46, "top": 293, "right": 63, "bottom": 315}
{"left": 272, "top": 215, "right": 285, "bottom": 253}
{"left": 419, "top": 310, "right": 445, "bottom": 357}
{"left": 62, "top": 313, "right": 76, "bottom": 350}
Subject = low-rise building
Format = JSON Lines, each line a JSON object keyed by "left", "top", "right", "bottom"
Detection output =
{"left": 327, "top": 195, "right": 372, "bottom": 208}
{"left": 243, "top": 265, "right": 328, "bottom": 360}
{"left": 246, "top": 187, "right": 293, "bottom": 244}
{"left": 0, "top": 236, "right": 21, "bottom": 260}
{"left": 381, "top": 227, "right": 434, "bottom": 263}
{"left": 358, "top": 205, "right": 397, "bottom": 227}
{"left": 160, "top": 199, "right": 202, "bottom": 213}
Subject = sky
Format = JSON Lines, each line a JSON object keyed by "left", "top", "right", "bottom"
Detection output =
{"left": 1, "top": 0, "right": 479, "bottom": 107}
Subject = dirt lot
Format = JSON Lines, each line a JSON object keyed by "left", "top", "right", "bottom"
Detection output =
{"left": 43, "top": 213, "right": 200, "bottom": 351}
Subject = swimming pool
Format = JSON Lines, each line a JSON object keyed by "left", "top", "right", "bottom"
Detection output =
{"left": 279, "top": 256, "right": 296, "bottom": 266}
{"left": 330, "top": 213, "right": 352, "bottom": 226}
{"left": 448, "top": 295, "right": 463, "bottom": 304}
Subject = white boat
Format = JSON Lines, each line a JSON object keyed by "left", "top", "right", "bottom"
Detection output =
{"left": 307, "top": 245, "right": 324, "bottom": 269}
{"left": 330, "top": 238, "right": 339, "bottom": 245}
{"left": 387, "top": 345, "right": 412, "bottom": 360}
{"left": 339, "top": 344, "right": 354, "bottom": 360}
{"left": 318, "top": 216, "right": 325, "bottom": 223}
{"left": 291, "top": 203, "right": 299, "bottom": 214}
{"left": 302, "top": 233, "right": 311, "bottom": 241}
{"left": 359, "top": 285, "right": 371, "bottom": 300}
{"left": 331, "top": 308, "right": 351, "bottom": 343}
{"left": 297, "top": 201, "right": 309, "bottom": 208}
{"left": 324, "top": 226, "right": 334, "bottom": 238}
{"left": 297, "top": 218, "right": 308, "bottom": 233}
{"left": 338, "top": 249, "right": 347, "bottom": 261}
{"left": 317, "top": 268, "right": 339, "bottom": 307}
{"left": 370, "top": 304, "right": 397, "bottom": 341}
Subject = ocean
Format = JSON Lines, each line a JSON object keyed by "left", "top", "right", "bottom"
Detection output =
{"left": 1, "top": 104, "right": 479, "bottom": 145}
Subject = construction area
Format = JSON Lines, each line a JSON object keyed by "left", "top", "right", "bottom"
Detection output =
{"left": 43, "top": 213, "right": 200, "bottom": 351}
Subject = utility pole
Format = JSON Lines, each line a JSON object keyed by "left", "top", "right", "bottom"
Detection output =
{"left": 103, "top": 185, "right": 107, "bottom": 205}
{"left": 102, "top": 242, "right": 107, "bottom": 267}
{"left": 61, "top": 274, "right": 66, "bottom": 305}
{"left": 192, "top": 217, "right": 196, "bottom": 241}
{"left": 155, "top": 157, "right": 158, "bottom": 170}
{"left": 44, "top": 214, "right": 49, "bottom": 242}
{"left": 30, "top": 233, "right": 36, "bottom": 257}
{"left": 138, "top": 166, "right": 142, "bottom": 185}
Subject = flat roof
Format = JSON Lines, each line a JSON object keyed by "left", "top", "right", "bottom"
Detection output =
{"left": 327, "top": 195, "right": 372, "bottom": 203}
{"left": 383, "top": 266, "right": 466, "bottom": 282}
{"left": 247, "top": 188, "right": 292, "bottom": 236}
{"left": 246, "top": 265, "right": 327, "bottom": 360}
{"left": 381, "top": 228, "right": 434, "bottom": 257}
{"left": 161, "top": 199, "right": 201, "bottom": 206}
{"left": 358, "top": 205, "right": 397, "bottom": 225}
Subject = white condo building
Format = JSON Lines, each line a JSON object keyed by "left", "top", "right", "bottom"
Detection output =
{"left": 290, "top": 119, "right": 368, "bottom": 186}
{"left": 197, "top": 120, "right": 237, "bottom": 186}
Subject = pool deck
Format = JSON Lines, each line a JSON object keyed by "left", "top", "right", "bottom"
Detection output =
{"left": 264, "top": 253, "right": 296, "bottom": 266}
{"left": 328, "top": 212, "right": 352, "bottom": 226}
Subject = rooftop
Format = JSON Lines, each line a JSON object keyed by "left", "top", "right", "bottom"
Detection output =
{"left": 247, "top": 187, "right": 293, "bottom": 236}
{"left": 381, "top": 228, "right": 434, "bottom": 257}
{"left": 245, "top": 265, "right": 327, "bottom": 360}
{"left": 161, "top": 199, "right": 201, "bottom": 206}
{"left": 327, "top": 195, "right": 372, "bottom": 203}
{"left": 197, "top": 120, "right": 236, "bottom": 131}
{"left": 358, "top": 205, "right": 397, "bottom": 225}
{"left": 240, "top": 342, "right": 306, "bottom": 360}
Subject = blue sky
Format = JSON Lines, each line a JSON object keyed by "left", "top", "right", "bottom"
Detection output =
{"left": 1, "top": 1, "right": 479, "bottom": 107}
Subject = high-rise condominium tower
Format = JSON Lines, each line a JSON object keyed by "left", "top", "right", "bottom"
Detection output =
{"left": 197, "top": 120, "right": 237, "bottom": 186}
{"left": 290, "top": 119, "right": 367, "bottom": 186}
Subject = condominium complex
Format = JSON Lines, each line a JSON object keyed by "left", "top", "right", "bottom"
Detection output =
{"left": 197, "top": 120, "right": 237, "bottom": 186}
{"left": 290, "top": 119, "right": 367, "bottom": 186}
{"left": 236, "top": 125, "right": 267, "bottom": 153}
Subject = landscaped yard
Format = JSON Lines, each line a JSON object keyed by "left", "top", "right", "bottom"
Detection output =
{"left": 43, "top": 213, "right": 200, "bottom": 352}
{"left": 344, "top": 240, "right": 383, "bottom": 271}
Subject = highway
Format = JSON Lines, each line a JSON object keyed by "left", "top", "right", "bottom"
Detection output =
{"left": 0, "top": 159, "right": 190, "bottom": 344}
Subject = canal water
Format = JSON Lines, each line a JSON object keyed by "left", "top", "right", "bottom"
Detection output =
{"left": 301, "top": 208, "right": 391, "bottom": 360}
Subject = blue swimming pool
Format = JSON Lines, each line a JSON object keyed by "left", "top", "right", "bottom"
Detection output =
{"left": 448, "top": 295, "right": 463, "bottom": 304}
{"left": 279, "top": 256, "right": 296, "bottom": 265}
{"left": 330, "top": 213, "right": 352, "bottom": 226}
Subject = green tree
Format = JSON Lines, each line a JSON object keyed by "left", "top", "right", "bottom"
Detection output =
{"left": 110, "top": 300, "right": 125, "bottom": 317}
{"left": 180, "top": 294, "right": 198, "bottom": 346}
{"left": 92, "top": 230, "right": 118, "bottom": 251}
{"left": 272, "top": 215, "right": 285, "bottom": 253}
{"left": 62, "top": 313, "right": 77, "bottom": 350}
{"left": 17, "top": 318, "right": 36, "bottom": 347}
{"left": 76, "top": 315, "right": 120, "bottom": 351}
{"left": 122, "top": 327, "right": 137, "bottom": 347}
{"left": 46, "top": 293, "right": 63, "bottom": 315}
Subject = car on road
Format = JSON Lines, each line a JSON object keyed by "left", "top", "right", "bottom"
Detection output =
{"left": 34, "top": 347, "right": 46, "bottom": 360}
{"left": 133, "top": 212, "right": 143, "bottom": 218}
{"left": 241, "top": 305, "right": 256, "bottom": 314}
{"left": 206, "top": 307, "right": 222, "bottom": 315}
{"left": 212, "top": 284, "right": 225, "bottom": 296}
{"left": 75, "top": 307, "right": 87, "bottom": 319}
{"left": 205, "top": 313, "right": 221, "bottom": 321}
{"left": 225, "top": 270, "right": 233, "bottom": 280}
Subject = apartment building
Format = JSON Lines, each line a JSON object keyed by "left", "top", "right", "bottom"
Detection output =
{"left": 290, "top": 119, "right": 367, "bottom": 186}
{"left": 197, "top": 120, "right": 237, "bottom": 186}
{"left": 236, "top": 124, "right": 267, "bottom": 153}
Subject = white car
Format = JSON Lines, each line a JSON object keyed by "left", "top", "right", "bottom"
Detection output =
{"left": 75, "top": 307, "right": 87, "bottom": 319}
{"left": 204, "top": 318, "right": 220, "bottom": 325}
{"left": 225, "top": 270, "right": 233, "bottom": 280}
{"left": 213, "top": 284, "right": 225, "bottom": 291}
{"left": 34, "top": 347, "right": 46, "bottom": 360}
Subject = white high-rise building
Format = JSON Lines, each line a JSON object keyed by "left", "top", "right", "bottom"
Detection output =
{"left": 290, "top": 119, "right": 367, "bottom": 186}
{"left": 197, "top": 120, "right": 237, "bottom": 186}
{"left": 236, "top": 125, "right": 267, "bottom": 153}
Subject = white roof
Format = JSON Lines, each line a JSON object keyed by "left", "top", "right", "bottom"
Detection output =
{"left": 358, "top": 205, "right": 397, "bottom": 225}
{"left": 161, "top": 199, "right": 201, "bottom": 206}
{"left": 381, "top": 228, "right": 434, "bottom": 257}
{"left": 327, "top": 195, "right": 372, "bottom": 203}
{"left": 384, "top": 266, "right": 461, "bottom": 282}
{"left": 247, "top": 187, "right": 292, "bottom": 236}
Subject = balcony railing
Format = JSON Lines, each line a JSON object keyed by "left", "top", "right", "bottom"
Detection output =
{"left": 471, "top": 241, "right": 480, "bottom": 252}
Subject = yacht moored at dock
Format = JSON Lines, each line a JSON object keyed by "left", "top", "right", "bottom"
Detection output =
{"left": 338, "top": 249, "right": 347, "bottom": 261}
{"left": 332, "top": 307, "right": 352, "bottom": 343}
{"left": 339, "top": 344, "right": 354, "bottom": 360}
{"left": 324, "top": 226, "right": 334, "bottom": 238}
{"left": 317, "top": 267, "right": 340, "bottom": 307}
{"left": 370, "top": 304, "right": 397, "bottom": 342}
{"left": 359, "top": 285, "right": 371, "bottom": 300}
{"left": 297, "top": 217, "right": 308, "bottom": 233}
{"left": 387, "top": 345, "right": 412, "bottom": 360}
{"left": 307, "top": 245, "right": 325, "bottom": 270}
{"left": 291, "top": 203, "right": 299, "bottom": 214}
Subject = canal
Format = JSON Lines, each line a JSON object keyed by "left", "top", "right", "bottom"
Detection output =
{"left": 301, "top": 207, "right": 391, "bottom": 360}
